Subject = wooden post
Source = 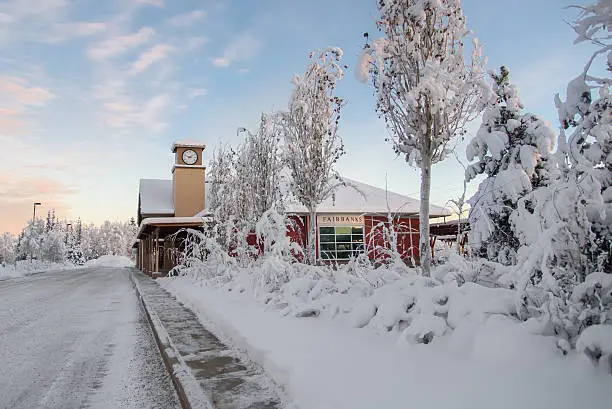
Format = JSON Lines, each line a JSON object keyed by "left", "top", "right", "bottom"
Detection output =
{"left": 154, "top": 228, "right": 160, "bottom": 275}
{"left": 150, "top": 235, "right": 154, "bottom": 276}
{"left": 143, "top": 237, "right": 147, "bottom": 273}
{"left": 140, "top": 239, "right": 144, "bottom": 270}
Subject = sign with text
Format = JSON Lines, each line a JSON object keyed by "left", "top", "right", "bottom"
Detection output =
{"left": 317, "top": 214, "right": 364, "bottom": 226}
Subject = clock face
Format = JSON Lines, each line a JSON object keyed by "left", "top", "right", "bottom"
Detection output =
{"left": 182, "top": 149, "right": 198, "bottom": 165}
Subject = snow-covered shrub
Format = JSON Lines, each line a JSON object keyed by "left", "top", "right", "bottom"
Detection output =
{"left": 364, "top": 215, "right": 414, "bottom": 273}
{"left": 466, "top": 67, "right": 556, "bottom": 265}
{"left": 359, "top": 0, "right": 488, "bottom": 275}
{"left": 250, "top": 209, "right": 305, "bottom": 293}
{"left": 576, "top": 324, "right": 612, "bottom": 372}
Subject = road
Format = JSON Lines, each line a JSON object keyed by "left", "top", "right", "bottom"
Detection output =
{"left": 0, "top": 267, "right": 180, "bottom": 409}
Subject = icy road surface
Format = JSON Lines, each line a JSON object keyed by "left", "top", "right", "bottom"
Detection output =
{"left": 0, "top": 267, "right": 180, "bottom": 409}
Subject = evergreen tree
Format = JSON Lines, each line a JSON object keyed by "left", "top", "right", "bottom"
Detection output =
{"left": 76, "top": 219, "right": 82, "bottom": 245}
{"left": 466, "top": 67, "right": 556, "bottom": 265}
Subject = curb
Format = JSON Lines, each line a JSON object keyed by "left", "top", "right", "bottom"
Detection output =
{"left": 130, "top": 270, "right": 215, "bottom": 409}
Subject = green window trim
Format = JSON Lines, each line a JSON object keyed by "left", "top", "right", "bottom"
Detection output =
{"left": 318, "top": 224, "right": 365, "bottom": 260}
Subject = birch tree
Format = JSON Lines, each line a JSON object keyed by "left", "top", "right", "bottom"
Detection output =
{"left": 280, "top": 48, "right": 346, "bottom": 264}
{"left": 239, "top": 114, "right": 284, "bottom": 222}
{"left": 359, "top": 0, "right": 487, "bottom": 275}
{"left": 207, "top": 145, "right": 238, "bottom": 249}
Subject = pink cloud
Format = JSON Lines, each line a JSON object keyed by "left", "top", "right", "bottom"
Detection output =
{"left": 0, "top": 76, "right": 54, "bottom": 106}
{"left": 128, "top": 43, "right": 173, "bottom": 75}
{"left": 0, "top": 172, "right": 77, "bottom": 233}
{"left": 0, "top": 76, "right": 54, "bottom": 134}
{"left": 87, "top": 27, "right": 154, "bottom": 61}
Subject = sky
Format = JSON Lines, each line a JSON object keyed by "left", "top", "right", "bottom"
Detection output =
{"left": 0, "top": 0, "right": 601, "bottom": 234}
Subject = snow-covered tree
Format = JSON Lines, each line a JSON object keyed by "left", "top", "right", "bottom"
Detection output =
{"left": 0, "top": 232, "right": 16, "bottom": 266}
{"left": 279, "top": 47, "right": 346, "bottom": 265}
{"left": 359, "top": 0, "right": 487, "bottom": 275}
{"left": 208, "top": 145, "right": 236, "bottom": 224}
{"left": 556, "top": 0, "right": 612, "bottom": 273}
{"left": 65, "top": 233, "right": 85, "bottom": 265}
{"left": 509, "top": 0, "right": 611, "bottom": 350}
{"left": 239, "top": 114, "right": 284, "bottom": 222}
{"left": 207, "top": 145, "right": 240, "bottom": 251}
{"left": 41, "top": 225, "right": 65, "bottom": 263}
{"left": 466, "top": 67, "right": 556, "bottom": 265}
{"left": 17, "top": 220, "right": 44, "bottom": 261}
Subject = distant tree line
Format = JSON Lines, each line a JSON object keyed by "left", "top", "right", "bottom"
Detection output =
{"left": 0, "top": 211, "right": 138, "bottom": 266}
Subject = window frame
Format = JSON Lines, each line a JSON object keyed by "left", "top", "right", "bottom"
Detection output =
{"left": 318, "top": 224, "right": 365, "bottom": 261}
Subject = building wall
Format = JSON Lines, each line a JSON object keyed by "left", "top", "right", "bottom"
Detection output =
{"left": 290, "top": 213, "right": 420, "bottom": 264}
{"left": 172, "top": 146, "right": 206, "bottom": 217}
{"left": 172, "top": 167, "right": 205, "bottom": 217}
{"left": 364, "top": 215, "right": 420, "bottom": 264}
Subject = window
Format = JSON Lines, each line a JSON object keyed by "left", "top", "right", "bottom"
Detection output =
{"left": 319, "top": 225, "right": 364, "bottom": 260}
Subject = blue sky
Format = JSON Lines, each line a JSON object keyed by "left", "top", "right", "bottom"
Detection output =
{"left": 0, "top": 0, "right": 599, "bottom": 233}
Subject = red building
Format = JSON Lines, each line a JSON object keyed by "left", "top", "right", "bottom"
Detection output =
{"left": 135, "top": 140, "right": 450, "bottom": 275}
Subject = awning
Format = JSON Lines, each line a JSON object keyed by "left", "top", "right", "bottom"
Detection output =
{"left": 136, "top": 215, "right": 214, "bottom": 240}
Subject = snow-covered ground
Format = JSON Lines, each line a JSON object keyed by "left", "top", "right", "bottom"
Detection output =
{"left": 161, "top": 276, "right": 612, "bottom": 409}
{"left": 0, "top": 259, "right": 78, "bottom": 279}
{"left": 0, "top": 255, "right": 133, "bottom": 279}
{"left": 0, "top": 267, "right": 179, "bottom": 408}
{"left": 84, "top": 255, "right": 135, "bottom": 268}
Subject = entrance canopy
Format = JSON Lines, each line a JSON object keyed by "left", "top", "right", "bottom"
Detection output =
{"left": 136, "top": 216, "right": 214, "bottom": 239}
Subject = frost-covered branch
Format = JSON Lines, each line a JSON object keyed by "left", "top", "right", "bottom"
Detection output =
{"left": 279, "top": 47, "right": 346, "bottom": 264}
{"left": 359, "top": 0, "right": 487, "bottom": 275}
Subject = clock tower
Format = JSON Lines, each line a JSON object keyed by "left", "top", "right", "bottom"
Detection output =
{"left": 171, "top": 139, "right": 206, "bottom": 217}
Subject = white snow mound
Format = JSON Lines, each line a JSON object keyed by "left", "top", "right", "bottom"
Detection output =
{"left": 86, "top": 255, "right": 134, "bottom": 268}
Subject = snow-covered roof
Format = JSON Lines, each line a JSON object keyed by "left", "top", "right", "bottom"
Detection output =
{"left": 171, "top": 138, "right": 207, "bottom": 152}
{"left": 283, "top": 178, "right": 450, "bottom": 217}
{"left": 139, "top": 179, "right": 174, "bottom": 215}
{"left": 142, "top": 177, "right": 450, "bottom": 220}
{"left": 136, "top": 216, "right": 214, "bottom": 238}
{"left": 141, "top": 216, "right": 213, "bottom": 226}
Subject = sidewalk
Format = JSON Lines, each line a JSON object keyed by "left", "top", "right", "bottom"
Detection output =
{"left": 131, "top": 271, "right": 283, "bottom": 409}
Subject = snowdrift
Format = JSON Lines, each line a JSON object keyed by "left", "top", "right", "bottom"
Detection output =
{"left": 161, "top": 273, "right": 612, "bottom": 409}
{"left": 0, "top": 260, "right": 77, "bottom": 278}
{"left": 85, "top": 255, "right": 134, "bottom": 268}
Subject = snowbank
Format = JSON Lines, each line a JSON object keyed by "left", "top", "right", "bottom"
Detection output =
{"left": 0, "top": 260, "right": 77, "bottom": 279}
{"left": 576, "top": 324, "right": 612, "bottom": 371}
{"left": 160, "top": 277, "right": 612, "bottom": 409}
{"left": 85, "top": 255, "right": 134, "bottom": 268}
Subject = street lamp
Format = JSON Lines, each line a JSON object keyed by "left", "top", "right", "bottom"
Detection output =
{"left": 32, "top": 202, "right": 41, "bottom": 224}
{"left": 65, "top": 223, "right": 72, "bottom": 244}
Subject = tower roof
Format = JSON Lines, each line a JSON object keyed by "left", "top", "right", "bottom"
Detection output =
{"left": 171, "top": 138, "right": 206, "bottom": 152}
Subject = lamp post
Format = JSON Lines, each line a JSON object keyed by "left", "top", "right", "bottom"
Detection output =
{"left": 32, "top": 202, "right": 41, "bottom": 224}
{"left": 65, "top": 223, "right": 72, "bottom": 244}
